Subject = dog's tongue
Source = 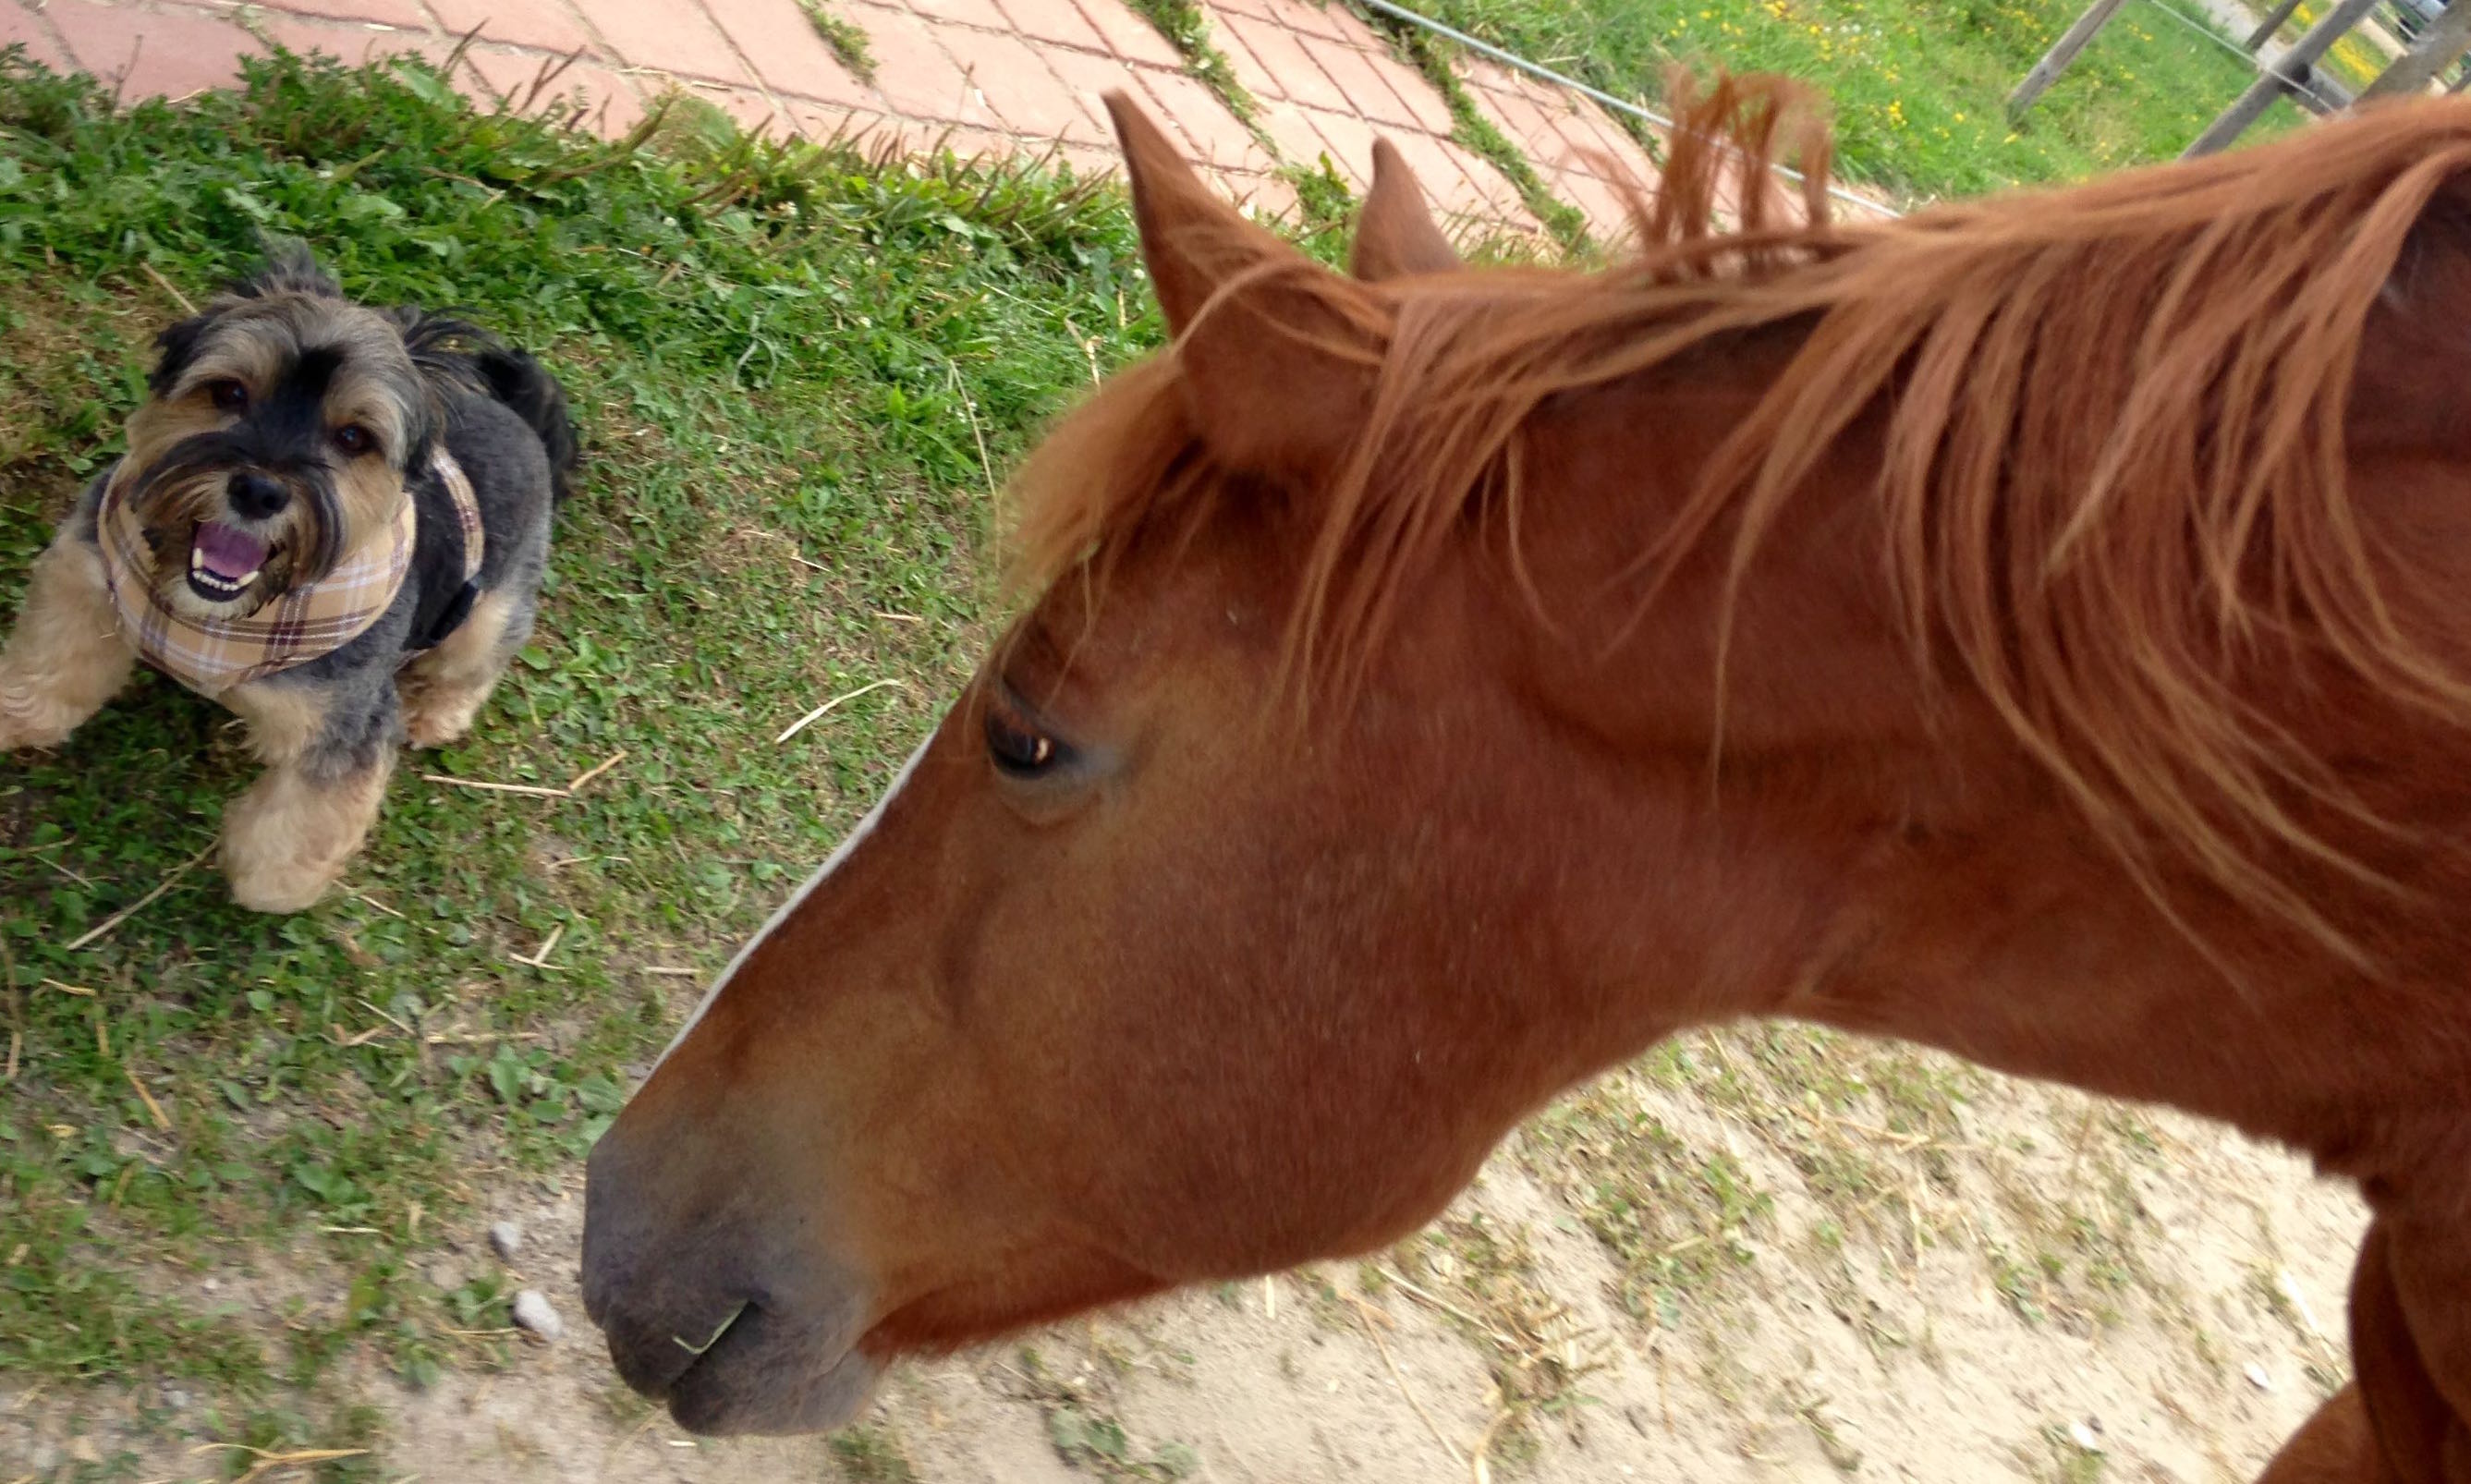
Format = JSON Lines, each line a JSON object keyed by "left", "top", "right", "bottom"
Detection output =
{"left": 195, "top": 521, "right": 268, "bottom": 581}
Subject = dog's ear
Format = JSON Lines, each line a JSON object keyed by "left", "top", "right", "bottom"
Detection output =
{"left": 147, "top": 312, "right": 213, "bottom": 398}
{"left": 232, "top": 238, "right": 342, "bottom": 301}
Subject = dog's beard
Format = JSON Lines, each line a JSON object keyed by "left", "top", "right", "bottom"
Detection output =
{"left": 130, "top": 465, "right": 330, "bottom": 622}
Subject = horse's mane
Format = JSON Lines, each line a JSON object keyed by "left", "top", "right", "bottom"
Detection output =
{"left": 1012, "top": 79, "right": 2471, "bottom": 966}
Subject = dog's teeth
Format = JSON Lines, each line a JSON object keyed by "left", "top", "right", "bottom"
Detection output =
{"left": 190, "top": 548, "right": 206, "bottom": 573}
{"left": 236, "top": 568, "right": 260, "bottom": 587}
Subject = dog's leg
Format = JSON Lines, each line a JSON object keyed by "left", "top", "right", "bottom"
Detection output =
{"left": 222, "top": 680, "right": 396, "bottom": 913}
{"left": 400, "top": 590, "right": 530, "bottom": 748}
{"left": 0, "top": 529, "right": 135, "bottom": 750}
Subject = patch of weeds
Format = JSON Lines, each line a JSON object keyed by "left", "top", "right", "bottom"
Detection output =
{"left": 1521, "top": 1083, "right": 1771, "bottom": 1323}
{"left": 1990, "top": 1247, "right": 2050, "bottom": 1326}
{"left": 1392, "top": 1214, "right": 1603, "bottom": 1469}
{"left": 800, "top": 1, "right": 878, "bottom": 84}
{"left": 1981, "top": 1143, "right": 2155, "bottom": 1334}
{"left": 1284, "top": 152, "right": 1353, "bottom": 228}
{"left": 1119, "top": 0, "right": 1257, "bottom": 122}
{"left": 1787, "top": 1385, "right": 1863, "bottom": 1473}
{"left": 201, "top": 1402, "right": 386, "bottom": 1482}
{"left": 1010, "top": 1348, "right": 1200, "bottom": 1481}
{"left": 2025, "top": 1423, "right": 2107, "bottom": 1484}
{"left": 832, "top": 1419, "right": 919, "bottom": 1483}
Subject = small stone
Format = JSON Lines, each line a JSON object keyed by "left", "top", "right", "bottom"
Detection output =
{"left": 428, "top": 1259, "right": 464, "bottom": 1293}
{"left": 165, "top": 1386, "right": 193, "bottom": 1411}
{"left": 2066, "top": 1420, "right": 2101, "bottom": 1453}
{"left": 2245, "top": 1361, "right": 2274, "bottom": 1392}
{"left": 489, "top": 1220, "right": 524, "bottom": 1260}
{"left": 513, "top": 1289, "right": 563, "bottom": 1342}
{"left": 201, "top": 1277, "right": 220, "bottom": 1294}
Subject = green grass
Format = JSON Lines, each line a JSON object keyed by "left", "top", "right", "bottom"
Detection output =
{"left": 1373, "top": 19, "right": 1592, "bottom": 251}
{"left": 1122, "top": 0, "right": 1260, "bottom": 121}
{"left": 0, "top": 44, "right": 1158, "bottom": 1456}
{"left": 1345, "top": 0, "right": 2307, "bottom": 203}
{"left": 802, "top": 0, "right": 880, "bottom": 84}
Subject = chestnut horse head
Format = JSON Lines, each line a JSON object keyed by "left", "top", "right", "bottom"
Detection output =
{"left": 586, "top": 79, "right": 2471, "bottom": 1478}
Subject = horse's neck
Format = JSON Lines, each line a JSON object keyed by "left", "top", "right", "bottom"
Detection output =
{"left": 1490, "top": 394, "right": 2471, "bottom": 1171}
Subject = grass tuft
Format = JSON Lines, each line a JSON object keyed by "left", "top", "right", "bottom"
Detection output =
{"left": 802, "top": 0, "right": 881, "bottom": 84}
{"left": 1120, "top": 0, "right": 1260, "bottom": 122}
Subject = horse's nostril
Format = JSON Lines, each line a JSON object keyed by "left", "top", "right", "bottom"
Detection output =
{"left": 226, "top": 472, "right": 289, "bottom": 520}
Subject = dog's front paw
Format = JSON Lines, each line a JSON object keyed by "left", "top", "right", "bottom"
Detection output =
{"left": 220, "top": 764, "right": 387, "bottom": 913}
{"left": 403, "top": 698, "right": 480, "bottom": 749}
{"left": 0, "top": 687, "right": 80, "bottom": 751}
{"left": 225, "top": 853, "right": 340, "bottom": 914}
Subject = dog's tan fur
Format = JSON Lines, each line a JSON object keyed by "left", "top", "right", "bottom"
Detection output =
{"left": 0, "top": 529, "right": 136, "bottom": 749}
{"left": 399, "top": 589, "right": 520, "bottom": 748}
{"left": 222, "top": 680, "right": 330, "bottom": 764}
{"left": 220, "top": 749, "right": 395, "bottom": 912}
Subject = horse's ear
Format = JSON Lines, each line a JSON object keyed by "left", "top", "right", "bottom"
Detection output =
{"left": 1352, "top": 140, "right": 1461, "bottom": 281}
{"left": 1106, "top": 91, "right": 1383, "bottom": 479}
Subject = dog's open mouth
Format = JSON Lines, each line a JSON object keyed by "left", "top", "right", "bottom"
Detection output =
{"left": 186, "top": 522, "right": 273, "bottom": 602}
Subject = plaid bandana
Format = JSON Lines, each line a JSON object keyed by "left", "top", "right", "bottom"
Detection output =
{"left": 99, "top": 448, "right": 482, "bottom": 697}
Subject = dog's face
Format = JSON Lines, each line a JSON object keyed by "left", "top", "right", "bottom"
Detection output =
{"left": 121, "top": 251, "right": 431, "bottom": 621}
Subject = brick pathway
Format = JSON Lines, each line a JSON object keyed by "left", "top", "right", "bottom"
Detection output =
{"left": 5, "top": 0, "right": 1674, "bottom": 246}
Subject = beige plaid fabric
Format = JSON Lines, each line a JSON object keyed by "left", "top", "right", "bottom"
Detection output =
{"left": 99, "top": 448, "right": 482, "bottom": 697}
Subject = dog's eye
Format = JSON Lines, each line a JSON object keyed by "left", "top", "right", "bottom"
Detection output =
{"left": 334, "top": 425, "right": 374, "bottom": 456}
{"left": 206, "top": 380, "right": 249, "bottom": 413}
{"left": 984, "top": 700, "right": 1065, "bottom": 778}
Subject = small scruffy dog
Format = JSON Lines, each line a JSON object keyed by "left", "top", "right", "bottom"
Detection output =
{"left": 0, "top": 246, "right": 577, "bottom": 912}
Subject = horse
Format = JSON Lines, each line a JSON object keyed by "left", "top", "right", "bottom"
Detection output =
{"left": 581, "top": 76, "right": 2471, "bottom": 1480}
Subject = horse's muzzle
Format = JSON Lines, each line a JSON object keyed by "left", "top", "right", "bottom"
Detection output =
{"left": 581, "top": 1120, "right": 880, "bottom": 1434}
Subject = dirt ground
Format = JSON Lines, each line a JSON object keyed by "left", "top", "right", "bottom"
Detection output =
{"left": 11, "top": 1022, "right": 2368, "bottom": 1484}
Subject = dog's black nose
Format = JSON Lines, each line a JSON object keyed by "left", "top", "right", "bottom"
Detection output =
{"left": 226, "top": 472, "right": 289, "bottom": 521}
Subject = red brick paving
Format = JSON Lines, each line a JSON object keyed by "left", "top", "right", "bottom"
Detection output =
{"left": 1065, "top": 0, "right": 1177, "bottom": 67}
{"left": 1037, "top": 43, "right": 1151, "bottom": 140}
{"left": 838, "top": 6, "right": 976, "bottom": 120}
{"left": 257, "top": 15, "right": 453, "bottom": 67}
{"left": 423, "top": 0, "right": 602, "bottom": 56}
{"left": 1257, "top": 0, "right": 1342, "bottom": 43}
{"left": 577, "top": 0, "right": 749, "bottom": 83}
{"left": 994, "top": 0, "right": 1107, "bottom": 52}
{"left": 1216, "top": 10, "right": 1344, "bottom": 111}
{"left": 1297, "top": 102, "right": 1375, "bottom": 187}
{"left": 270, "top": 0, "right": 437, "bottom": 32}
{"left": 703, "top": 0, "right": 876, "bottom": 106}
{"left": 937, "top": 23, "right": 1085, "bottom": 140}
{"left": 1138, "top": 64, "right": 1269, "bottom": 170}
{"left": 43, "top": 1, "right": 265, "bottom": 101}
{"left": 1297, "top": 30, "right": 1410, "bottom": 127}
{"left": 1, "top": 1, "right": 69, "bottom": 67}
{"left": 15, "top": 0, "right": 1634, "bottom": 246}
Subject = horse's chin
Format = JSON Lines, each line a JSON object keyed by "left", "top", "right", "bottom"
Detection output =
{"left": 656, "top": 1311, "right": 883, "bottom": 1437}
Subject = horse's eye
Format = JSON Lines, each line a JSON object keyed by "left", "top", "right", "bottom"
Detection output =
{"left": 984, "top": 703, "right": 1064, "bottom": 777}
{"left": 207, "top": 380, "right": 249, "bottom": 413}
